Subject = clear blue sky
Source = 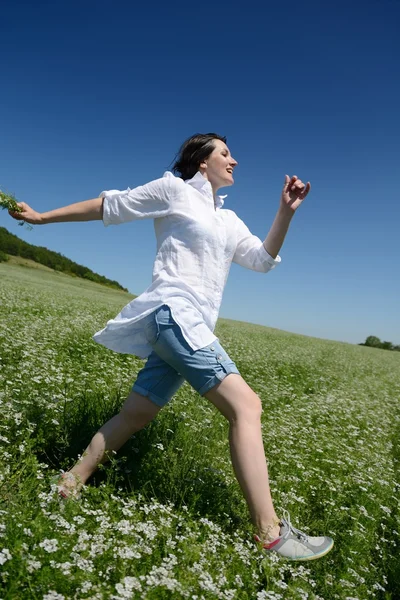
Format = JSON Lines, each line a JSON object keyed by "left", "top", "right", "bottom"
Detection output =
{"left": 1, "top": 0, "right": 399, "bottom": 345}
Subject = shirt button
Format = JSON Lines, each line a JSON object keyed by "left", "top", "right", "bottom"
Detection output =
{"left": 210, "top": 346, "right": 215, "bottom": 351}
{"left": 217, "top": 354, "right": 222, "bottom": 360}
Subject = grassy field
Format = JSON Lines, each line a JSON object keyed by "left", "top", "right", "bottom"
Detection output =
{"left": 0, "top": 263, "right": 399, "bottom": 600}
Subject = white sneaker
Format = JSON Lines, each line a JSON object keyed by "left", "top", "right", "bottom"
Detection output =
{"left": 254, "top": 511, "right": 334, "bottom": 561}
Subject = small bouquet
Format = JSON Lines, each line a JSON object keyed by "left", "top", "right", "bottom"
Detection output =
{"left": 0, "top": 190, "right": 32, "bottom": 230}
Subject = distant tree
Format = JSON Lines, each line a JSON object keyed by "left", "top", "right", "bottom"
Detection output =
{"left": 364, "top": 336, "right": 382, "bottom": 348}
{"left": 362, "top": 336, "right": 399, "bottom": 352}
{"left": 381, "top": 341, "right": 394, "bottom": 351}
{"left": 0, "top": 250, "right": 8, "bottom": 262}
{"left": 83, "top": 271, "right": 97, "bottom": 282}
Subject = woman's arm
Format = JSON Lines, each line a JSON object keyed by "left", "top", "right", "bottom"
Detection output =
{"left": 263, "top": 175, "right": 310, "bottom": 258}
{"left": 9, "top": 197, "right": 104, "bottom": 225}
{"left": 262, "top": 205, "right": 293, "bottom": 259}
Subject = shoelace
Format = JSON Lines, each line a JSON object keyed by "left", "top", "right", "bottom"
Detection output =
{"left": 281, "top": 510, "right": 309, "bottom": 543}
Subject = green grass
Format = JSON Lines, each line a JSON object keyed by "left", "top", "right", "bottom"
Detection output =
{"left": 0, "top": 262, "right": 399, "bottom": 599}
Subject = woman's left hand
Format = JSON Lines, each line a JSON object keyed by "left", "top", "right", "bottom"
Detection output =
{"left": 281, "top": 175, "right": 311, "bottom": 212}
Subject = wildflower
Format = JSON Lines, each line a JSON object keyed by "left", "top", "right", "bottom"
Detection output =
{"left": 26, "top": 559, "right": 41, "bottom": 572}
{"left": 72, "top": 516, "right": 85, "bottom": 525}
{"left": 58, "top": 562, "right": 73, "bottom": 575}
{"left": 0, "top": 191, "right": 32, "bottom": 229}
{"left": 39, "top": 539, "right": 59, "bottom": 553}
{"left": 116, "top": 546, "right": 141, "bottom": 560}
{"left": 380, "top": 505, "right": 391, "bottom": 515}
{"left": 43, "top": 592, "right": 65, "bottom": 600}
{"left": 0, "top": 548, "right": 11, "bottom": 565}
{"left": 372, "top": 583, "right": 386, "bottom": 591}
{"left": 256, "top": 591, "right": 283, "bottom": 599}
{"left": 114, "top": 575, "right": 142, "bottom": 598}
{"left": 235, "top": 575, "right": 244, "bottom": 588}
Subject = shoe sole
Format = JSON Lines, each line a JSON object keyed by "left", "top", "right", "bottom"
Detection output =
{"left": 279, "top": 539, "right": 334, "bottom": 561}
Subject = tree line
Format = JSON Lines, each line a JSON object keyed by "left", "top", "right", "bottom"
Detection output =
{"left": 0, "top": 227, "right": 128, "bottom": 292}
{"left": 360, "top": 336, "right": 400, "bottom": 352}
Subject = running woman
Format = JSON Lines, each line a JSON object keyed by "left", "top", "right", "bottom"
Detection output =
{"left": 9, "top": 133, "right": 333, "bottom": 561}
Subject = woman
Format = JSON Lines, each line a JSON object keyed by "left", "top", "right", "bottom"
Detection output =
{"left": 9, "top": 133, "right": 333, "bottom": 561}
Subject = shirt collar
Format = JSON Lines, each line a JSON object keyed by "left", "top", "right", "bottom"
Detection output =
{"left": 184, "top": 171, "right": 226, "bottom": 209}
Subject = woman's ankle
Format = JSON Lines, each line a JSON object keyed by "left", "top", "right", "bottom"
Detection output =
{"left": 69, "top": 468, "right": 88, "bottom": 486}
{"left": 257, "top": 516, "right": 281, "bottom": 542}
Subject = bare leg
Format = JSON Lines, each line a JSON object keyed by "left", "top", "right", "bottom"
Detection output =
{"left": 69, "top": 391, "right": 161, "bottom": 485}
{"left": 204, "top": 374, "right": 280, "bottom": 540}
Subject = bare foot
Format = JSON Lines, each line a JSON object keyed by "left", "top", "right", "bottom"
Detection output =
{"left": 53, "top": 472, "right": 83, "bottom": 499}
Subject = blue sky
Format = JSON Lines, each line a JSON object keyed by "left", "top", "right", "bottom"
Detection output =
{"left": 1, "top": 0, "right": 399, "bottom": 345}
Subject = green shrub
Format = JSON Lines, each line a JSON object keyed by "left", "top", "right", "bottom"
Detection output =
{"left": 0, "top": 250, "right": 9, "bottom": 262}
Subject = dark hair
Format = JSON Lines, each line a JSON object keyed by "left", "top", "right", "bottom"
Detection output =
{"left": 172, "top": 133, "right": 227, "bottom": 180}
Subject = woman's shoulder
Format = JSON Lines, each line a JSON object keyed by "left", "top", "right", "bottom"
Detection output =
{"left": 159, "top": 171, "right": 186, "bottom": 195}
{"left": 161, "top": 171, "right": 184, "bottom": 185}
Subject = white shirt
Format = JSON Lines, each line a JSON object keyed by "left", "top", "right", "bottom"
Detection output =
{"left": 93, "top": 171, "right": 281, "bottom": 357}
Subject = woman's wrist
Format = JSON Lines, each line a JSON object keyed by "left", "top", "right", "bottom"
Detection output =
{"left": 39, "top": 212, "right": 50, "bottom": 224}
{"left": 277, "top": 202, "right": 295, "bottom": 222}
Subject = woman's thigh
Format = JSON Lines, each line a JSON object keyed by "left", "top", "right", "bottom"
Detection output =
{"left": 120, "top": 390, "right": 163, "bottom": 425}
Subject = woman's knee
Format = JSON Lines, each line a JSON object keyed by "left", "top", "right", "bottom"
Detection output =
{"left": 119, "top": 390, "right": 161, "bottom": 426}
{"left": 232, "top": 394, "right": 263, "bottom": 424}
{"left": 204, "top": 374, "right": 263, "bottom": 424}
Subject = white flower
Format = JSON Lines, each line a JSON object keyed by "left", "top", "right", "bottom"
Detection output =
{"left": 58, "top": 562, "right": 72, "bottom": 575}
{"left": 72, "top": 516, "right": 85, "bottom": 525}
{"left": 256, "top": 591, "right": 283, "bottom": 599}
{"left": 117, "top": 546, "right": 141, "bottom": 560}
{"left": 27, "top": 559, "right": 41, "bottom": 573}
{"left": 380, "top": 505, "right": 391, "bottom": 515}
{"left": 372, "top": 583, "right": 386, "bottom": 591}
{"left": 235, "top": 574, "right": 244, "bottom": 588}
{"left": 39, "top": 539, "right": 59, "bottom": 553}
{"left": 43, "top": 592, "right": 65, "bottom": 600}
{"left": 114, "top": 576, "right": 142, "bottom": 598}
{"left": 0, "top": 548, "right": 11, "bottom": 565}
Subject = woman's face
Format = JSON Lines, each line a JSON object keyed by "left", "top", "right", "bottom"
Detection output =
{"left": 200, "top": 139, "right": 238, "bottom": 192}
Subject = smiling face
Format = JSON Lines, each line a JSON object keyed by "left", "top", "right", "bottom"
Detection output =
{"left": 199, "top": 139, "right": 238, "bottom": 193}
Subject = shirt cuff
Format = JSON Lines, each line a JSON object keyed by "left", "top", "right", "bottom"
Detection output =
{"left": 99, "top": 191, "right": 112, "bottom": 227}
{"left": 261, "top": 244, "right": 282, "bottom": 266}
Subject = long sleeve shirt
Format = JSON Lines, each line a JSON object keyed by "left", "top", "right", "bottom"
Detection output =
{"left": 93, "top": 170, "right": 281, "bottom": 357}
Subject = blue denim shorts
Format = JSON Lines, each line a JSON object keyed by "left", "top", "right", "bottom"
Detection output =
{"left": 132, "top": 304, "right": 240, "bottom": 407}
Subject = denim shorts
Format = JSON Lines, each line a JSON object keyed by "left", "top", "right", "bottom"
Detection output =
{"left": 132, "top": 304, "right": 240, "bottom": 407}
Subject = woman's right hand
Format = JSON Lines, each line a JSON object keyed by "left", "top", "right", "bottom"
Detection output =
{"left": 9, "top": 202, "right": 43, "bottom": 225}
